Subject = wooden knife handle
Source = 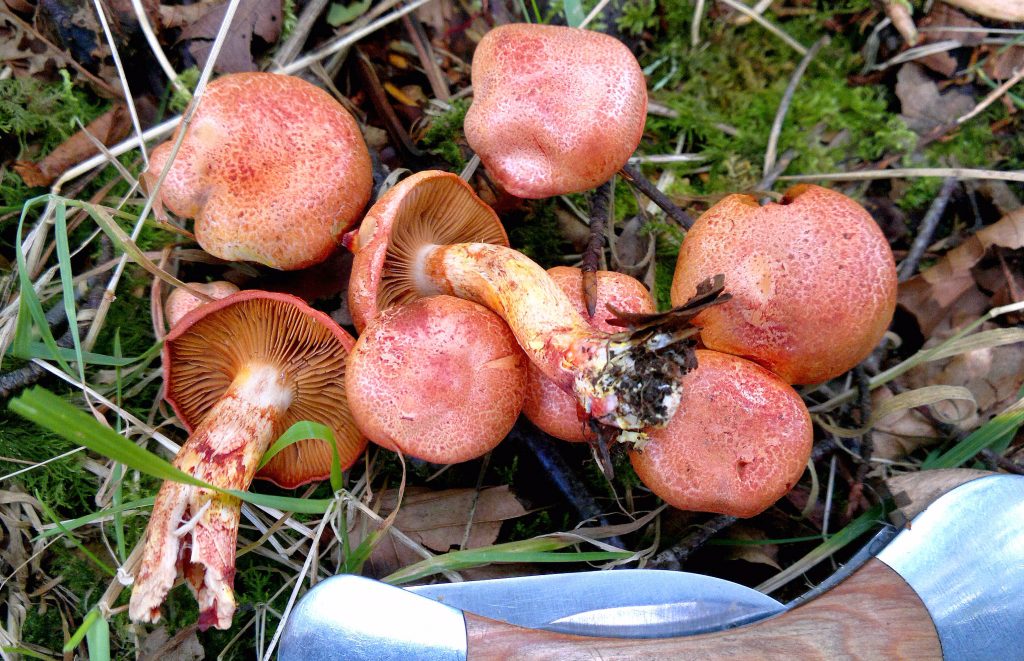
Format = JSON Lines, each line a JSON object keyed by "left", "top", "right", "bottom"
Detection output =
{"left": 464, "top": 558, "right": 941, "bottom": 659}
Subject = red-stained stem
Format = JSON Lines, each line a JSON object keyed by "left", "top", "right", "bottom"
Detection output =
{"left": 130, "top": 364, "right": 293, "bottom": 630}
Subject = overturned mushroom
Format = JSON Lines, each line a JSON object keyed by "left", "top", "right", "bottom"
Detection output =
{"left": 144, "top": 72, "right": 372, "bottom": 270}
{"left": 346, "top": 295, "right": 527, "bottom": 464}
{"left": 348, "top": 171, "right": 718, "bottom": 431}
{"left": 130, "top": 291, "right": 363, "bottom": 629}
{"left": 465, "top": 24, "right": 647, "bottom": 198}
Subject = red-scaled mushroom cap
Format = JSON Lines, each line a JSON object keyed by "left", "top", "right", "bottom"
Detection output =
{"left": 164, "top": 290, "right": 365, "bottom": 488}
{"left": 465, "top": 24, "right": 648, "bottom": 198}
{"left": 345, "top": 295, "right": 527, "bottom": 464}
{"left": 347, "top": 170, "right": 508, "bottom": 331}
{"left": 165, "top": 281, "right": 240, "bottom": 328}
{"left": 630, "top": 350, "right": 812, "bottom": 518}
{"left": 671, "top": 185, "right": 897, "bottom": 384}
{"left": 523, "top": 267, "right": 655, "bottom": 442}
{"left": 145, "top": 72, "right": 372, "bottom": 270}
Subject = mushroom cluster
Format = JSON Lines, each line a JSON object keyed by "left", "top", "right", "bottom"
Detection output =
{"left": 130, "top": 23, "right": 897, "bottom": 631}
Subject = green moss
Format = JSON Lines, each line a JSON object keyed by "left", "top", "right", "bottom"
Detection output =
{"left": 0, "top": 71, "right": 105, "bottom": 154}
{"left": 20, "top": 604, "right": 64, "bottom": 652}
{"left": 510, "top": 200, "right": 569, "bottom": 268}
{"left": 0, "top": 411, "right": 97, "bottom": 516}
{"left": 420, "top": 99, "right": 470, "bottom": 168}
{"left": 168, "top": 67, "right": 200, "bottom": 114}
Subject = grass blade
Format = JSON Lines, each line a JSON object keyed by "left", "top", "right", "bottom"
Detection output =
{"left": 924, "top": 396, "right": 1024, "bottom": 469}
{"left": 9, "top": 386, "right": 333, "bottom": 514}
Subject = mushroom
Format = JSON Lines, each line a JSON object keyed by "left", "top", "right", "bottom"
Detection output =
{"left": 630, "top": 350, "right": 813, "bottom": 518}
{"left": 671, "top": 185, "right": 897, "bottom": 385}
{"left": 144, "top": 72, "right": 372, "bottom": 270}
{"left": 348, "top": 170, "right": 710, "bottom": 432}
{"left": 465, "top": 23, "right": 647, "bottom": 198}
{"left": 130, "top": 290, "right": 363, "bottom": 630}
{"left": 522, "top": 267, "right": 655, "bottom": 442}
{"left": 346, "top": 295, "right": 527, "bottom": 464}
{"left": 164, "top": 281, "right": 240, "bottom": 328}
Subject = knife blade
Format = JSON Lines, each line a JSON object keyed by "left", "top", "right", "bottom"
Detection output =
{"left": 279, "top": 473, "right": 1024, "bottom": 660}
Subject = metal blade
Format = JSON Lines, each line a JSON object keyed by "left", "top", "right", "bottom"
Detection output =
{"left": 409, "top": 569, "right": 785, "bottom": 637}
{"left": 877, "top": 473, "right": 1024, "bottom": 661}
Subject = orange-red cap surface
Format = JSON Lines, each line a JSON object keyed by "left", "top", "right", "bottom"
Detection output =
{"left": 465, "top": 24, "right": 647, "bottom": 198}
{"left": 630, "top": 350, "right": 812, "bottom": 518}
{"left": 671, "top": 185, "right": 897, "bottom": 384}
{"left": 145, "top": 73, "right": 372, "bottom": 270}
{"left": 346, "top": 295, "right": 527, "bottom": 464}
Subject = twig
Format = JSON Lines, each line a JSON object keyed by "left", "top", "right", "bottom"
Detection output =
{"left": 580, "top": 0, "right": 614, "bottom": 29}
{"left": 646, "top": 514, "right": 737, "bottom": 570}
{"left": 763, "top": 37, "right": 829, "bottom": 177}
{"left": 582, "top": 181, "right": 613, "bottom": 317}
{"left": 980, "top": 449, "right": 1024, "bottom": 475}
{"left": 691, "top": 0, "right": 706, "bottom": 47}
{"left": 272, "top": 0, "right": 332, "bottom": 67}
{"left": 402, "top": 12, "right": 450, "bottom": 101}
{"left": 780, "top": 167, "right": 1024, "bottom": 183}
{"left": 509, "top": 423, "right": 626, "bottom": 550}
{"left": 957, "top": 68, "right": 1024, "bottom": 125}
{"left": 898, "top": 176, "right": 958, "bottom": 281}
{"left": 354, "top": 49, "right": 428, "bottom": 162}
{"left": 619, "top": 163, "right": 694, "bottom": 228}
{"left": 758, "top": 148, "right": 797, "bottom": 192}
{"left": 715, "top": 0, "right": 808, "bottom": 55}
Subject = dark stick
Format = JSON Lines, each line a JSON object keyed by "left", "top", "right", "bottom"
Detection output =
{"left": 647, "top": 514, "right": 738, "bottom": 570}
{"left": 509, "top": 421, "right": 627, "bottom": 550}
{"left": 980, "top": 449, "right": 1024, "bottom": 476}
{"left": 619, "top": 163, "right": 694, "bottom": 228}
{"left": 898, "top": 176, "right": 958, "bottom": 282}
{"left": 845, "top": 367, "right": 875, "bottom": 518}
{"left": 582, "top": 180, "right": 613, "bottom": 317}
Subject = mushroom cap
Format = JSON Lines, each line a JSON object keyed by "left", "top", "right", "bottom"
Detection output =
{"left": 630, "top": 350, "right": 812, "bottom": 518}
{"left": 145, "top": 72, "right": 372, "bottom": 271}
{"left": 164, "top": 290, "right": 364, "bottom": 488}
{"left": 165, "top": 281, "right": 240, "bottom": 328}
{"left": 523, "top": 267, "right": 655, "bottom": 442}
{"left": 345, "top": 295, "right": 527, "bottom": 464}
{"left": 347, "top": 170, "right": 508, "bottom": 331}
{"left": 465, "top": 24, "right": 648, "bottom": 198}
{"left": 670, "top": 185, "right": 897, "bottom": 385}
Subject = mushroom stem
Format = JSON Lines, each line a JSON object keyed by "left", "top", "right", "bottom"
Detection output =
{"left": 130, "top": 364, "right": 293, "bottom": 630}
{"left": 414, "top": 242, "right": 695, "bottom": 430}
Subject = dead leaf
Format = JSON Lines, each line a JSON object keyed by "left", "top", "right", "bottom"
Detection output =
{"left": 0, "top": 14, "right": 62, "bottom": 79}
{"left": 896, "top": 63, "right": 975, "bottom": 135}
{"left": 915, "top": 3, "right": 985, "bottom": 76}
{"left": 179, "top": 0, "right": 283, "bottom": 73}
{"left": 899, "top": 208, "right": 1024, "bottom": 335}
{"left": 138, "top": 625, "right": 204, "bottom": 661}
{"left": 14, "top": 104, "right": 133, "bottom": 187}
{"left": 941, "top": 0, "right": 1024, "bottom": 22}
{"left": 871, "top": 386, "right": 943, "bottom": 461}
{"left": 349, "top": 486, "right": 528, "bottom": 579}
{"left": 982, "top": 45, "right": 1024, "bottom": 81}
{"left": 721, "top": 525, "right": 781, "bottom": 571}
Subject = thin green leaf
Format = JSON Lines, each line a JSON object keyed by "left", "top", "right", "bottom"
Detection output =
{"left": 924, "top": 397, "right": 1024, "bottom": 469}
{"left": 15, "top": 342, "right": 154, "bottom": 366}
{"left": 85, "top": 612, "right": 110, "bottom": 661}
{"left": 384, "top": 536, "right": 631, "bottom": 585}
{"left": 326, "top": 0, "right": 371, "bottom": 26}
{"left": 53, "top": 199, "right": 86, "bottom": 384}
{"left": 564, "top": 0, "right": 584, "bottom": 27}
{"left": 756, "top": 502, "right": 889, "bottom": 594}
{"left": 9, "top": 387, "right": 333, "bottom": 514}
{"left": 37, "top": 495, "right": 116, "bottom": 576}
{"left": 38, "top": 497, "right": 155, "bottom": 539}
{"left": 0, "top": 647, "right": 57, "bottom": 661}
{"left": 63, "top": 608, "right": 101, "bottom": 653}
{"left": 260, "top": 420, "right": 345, "bottom": 492}
{"left": 708, "top": 534, "right": 831, "bottom": 546}
{"left": 14, "top": 196, "right": 72, "bottom": 373}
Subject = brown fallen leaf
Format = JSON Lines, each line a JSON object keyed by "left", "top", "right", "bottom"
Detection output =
{"left": 178, "top": 0, "right": 282, "bottom": 73}
{"left": 899, "top": 207, "right": 1024, "bottom": 335}
{"left": 941, "top": 0, "right": 1024, "bottom": 22}
{"left": 348, "top": 486, "right": 528, "bottom": 579}
{"left": 915, "top": 3, "right": 985, "bottom": 77}
{"left": 896, "top": 63, "right": 975, "bottom": 135}
{"left": 871, "top": 386, "right": 943, "bottom": 461}
{"left": 721, "top": 525, "right": 781, "bottom": 571}
{"left": 982, "top": 45, "right": 1024, "bottom": 81}
{"left": 13, "top": 104, "right": 133, "bottom": 187}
